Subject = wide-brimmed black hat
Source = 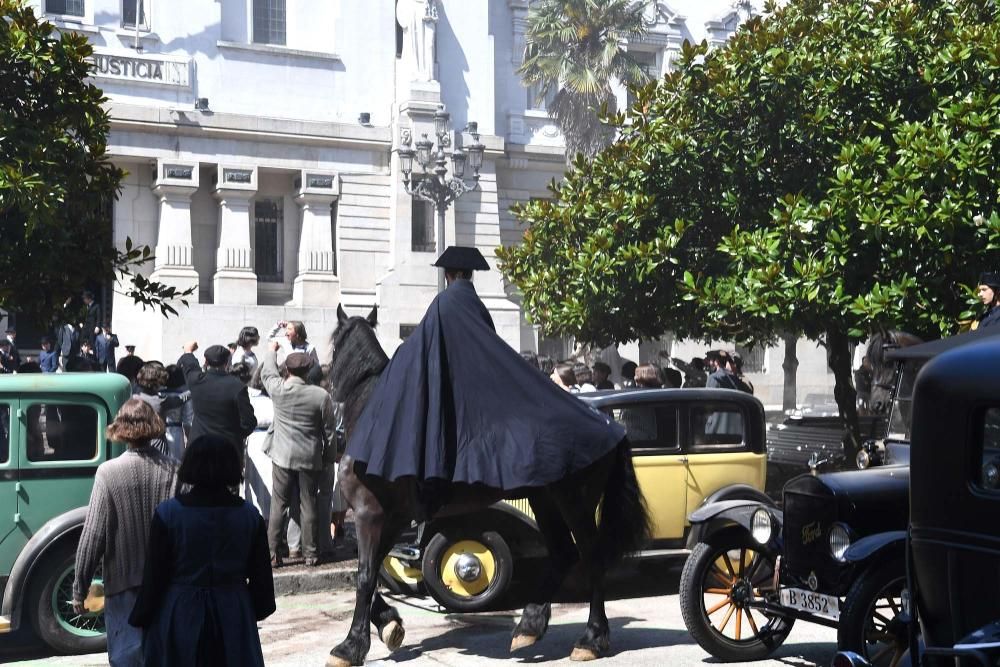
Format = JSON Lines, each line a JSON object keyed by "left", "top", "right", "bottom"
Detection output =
{"left": 980, "top": 272, "right": 1000, "bottom": 288}
{"left": 431, "top": 246, "right": 490, "bottom": 271}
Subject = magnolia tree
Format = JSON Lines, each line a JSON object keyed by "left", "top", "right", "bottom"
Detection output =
{"left": 499, "top": 0, "right": 1000, "bottom": 456}
{"left": 0, "top": 0, "right": 191, "bottom": 326}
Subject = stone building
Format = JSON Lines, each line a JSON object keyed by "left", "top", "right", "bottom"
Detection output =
{"left": 22, "top": 0, "right": 836, "bottom": 407}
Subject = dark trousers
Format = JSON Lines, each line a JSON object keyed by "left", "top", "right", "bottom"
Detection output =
{"left": 268, "top": 464, "right": 321, "bottom": 559}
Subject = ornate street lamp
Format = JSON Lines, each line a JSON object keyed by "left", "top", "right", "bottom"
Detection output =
{"left": 398, "top": 103, "right": 486, "bottom": 291}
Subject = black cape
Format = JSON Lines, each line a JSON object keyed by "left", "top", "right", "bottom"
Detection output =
{"left": 347, "top": 280, "right": 624, "bottom": 493}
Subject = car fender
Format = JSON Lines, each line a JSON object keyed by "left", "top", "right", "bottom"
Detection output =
{"left": 1, "top": 507, "right": 88, "bottom": 632}
{"left": 686, "top": 500, "right": 783, "bottom": 550}
{"left": 701, "top": 483, "right": 774, "bottom": 507}
{"left": 843, "top": 530, "right": 906, "bottom": 564}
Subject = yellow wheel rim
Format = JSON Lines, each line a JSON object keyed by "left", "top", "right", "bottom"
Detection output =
{"left": 440, "top": 540, "right": 496, "bottom": 597}
{"left": 382, "top": 556, "right": 423, "bottom": 585}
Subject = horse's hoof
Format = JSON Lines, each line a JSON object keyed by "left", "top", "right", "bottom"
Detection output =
{"left": 510, "top": 634, "right": 537, "bottom": 652}
{"left": 325, "top": 656, "right": 352, "bottom": 667}
{"left": 570, "top": 647, "right": 599, "bottom": 661}
{"left": 381, "top": 620, "right": 405, "bottom": 651}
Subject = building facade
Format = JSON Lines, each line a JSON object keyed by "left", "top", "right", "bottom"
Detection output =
{"left": 26, "top": 0, "right": 835, "bottom": 406}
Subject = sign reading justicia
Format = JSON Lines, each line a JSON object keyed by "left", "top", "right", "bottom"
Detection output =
{"left": 89, "top": 49, "right": 191, "bottom": 88}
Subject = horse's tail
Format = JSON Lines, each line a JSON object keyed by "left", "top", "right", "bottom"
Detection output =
{"left": 596, "top": 437, "right": 651, "bottom": 567}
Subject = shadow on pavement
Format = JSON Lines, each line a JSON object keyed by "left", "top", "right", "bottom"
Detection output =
{"left": 387, "top": 617, "right": 690, "bottom": 663}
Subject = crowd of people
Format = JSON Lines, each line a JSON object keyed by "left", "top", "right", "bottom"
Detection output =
{"left": 61, "top": 317, "right": 345, "bottom": 666}
{"left": 519, "top": 347, "right": 755, "bottom": 395}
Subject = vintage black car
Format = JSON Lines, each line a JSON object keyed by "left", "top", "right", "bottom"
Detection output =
{"left": 835, "top": 334, "right": 1000, "bottom": 667}
{"left": 679, "top": 327, "right": 1000, "bottom": 664}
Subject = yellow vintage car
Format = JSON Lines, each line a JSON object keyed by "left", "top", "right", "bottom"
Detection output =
{"left": 381, "top": 387, "right": 770, "bottom": 612}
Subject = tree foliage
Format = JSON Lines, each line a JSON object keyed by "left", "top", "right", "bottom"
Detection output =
{"left": 518, "top": 0, "right": 651, "bottom": 159}
{"left": 499, "top": 0, "right": 1000, "bottom": 449}
{"left": 0, "top": 0, "right": 192, "bottom": 324}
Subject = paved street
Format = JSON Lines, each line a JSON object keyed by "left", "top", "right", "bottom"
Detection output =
{"left": 2, "top": 567, "right": 836, "bottom": 667}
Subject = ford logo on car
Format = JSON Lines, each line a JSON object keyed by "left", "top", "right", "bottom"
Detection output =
{"left": 802, "top": 521, "right": 823, "bottom": 545}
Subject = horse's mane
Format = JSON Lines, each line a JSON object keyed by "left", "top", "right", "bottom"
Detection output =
{"left": 328, "top": 315, "right": 388, "bottom": 435}
{"left": 866, "top": 329, "right": 923, "bottom": 375}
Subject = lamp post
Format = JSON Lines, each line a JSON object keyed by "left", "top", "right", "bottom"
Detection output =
{"left": 397, "top": 104, "right": 486, "bottom": 292}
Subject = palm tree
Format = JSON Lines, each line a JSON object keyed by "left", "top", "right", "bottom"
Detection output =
{"left": 519, "top": 0, "right": 651, "bottom": 160}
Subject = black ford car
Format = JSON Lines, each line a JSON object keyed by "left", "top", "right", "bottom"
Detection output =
{"left": 679, "top": 326, "right": 1000, "bottom": 665}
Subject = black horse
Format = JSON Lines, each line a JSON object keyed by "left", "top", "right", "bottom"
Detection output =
{"left": 865, "top": 329, "right": 923, "bottom": 414}
{"left": 325, "top": 305, "right": 651, "bottom": 666}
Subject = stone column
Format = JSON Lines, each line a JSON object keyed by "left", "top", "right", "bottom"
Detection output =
{"left": 292, "top": 170, "right": 341, "bottom": 306}
{"left": 150, "top": 159, "right": 200, "bottom": 301}
{"left": 212, "top": 165, "right": 258, "bottom": 305}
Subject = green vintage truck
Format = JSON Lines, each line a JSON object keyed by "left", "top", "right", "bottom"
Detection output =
{"left": 0, "top": 373, "right": 131, "bottom": 653}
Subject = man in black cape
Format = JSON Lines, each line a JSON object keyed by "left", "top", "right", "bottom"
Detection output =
{"left": 346, "top": 246, "right": 624, "bottom": 513}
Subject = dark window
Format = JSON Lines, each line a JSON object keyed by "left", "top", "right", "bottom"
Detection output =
{"left": 47, "top": 0, "right": 85, "bottom": 16}
{"left": 626, "top": 50, "right": 658, "bottom": 110}
{"left": 122, "top": 0, "right": 146, "bottom": 28}
{"left": 46, "top": 0, "right": 84, "bottom": 16}
{"left": 976, "top": 407, "right": 1000, "bottom": 491}
{"left": 253, "top": 0, "right": 286, "bottom": 46}
{"left": 608, "top": 404, "right": 678, "bottom": 450}
{"left": 690, "top": 403, "right": 745, "bottom": 450}
{"left": 0, "top": 405, "right": 9, "bottom": 464}
{"left": 395, "top": 0, "right": 403, "bottom": 58}
{"left": 411, "top": 193, "right": 435, "bottom": 253}
{"left": 27, "top": 404, "right": 98, "bottom": 462}
{"left": 526, "top": 83, "right": 557, "bottom": 111}
{"left": 735, "top": 344, "right": 765, "bottom": 373}
{"left": 254, "top": 198, "right": 283, "bottom": 283}
{"left": 330, "top": 200, "right": 338, "bottom": 275}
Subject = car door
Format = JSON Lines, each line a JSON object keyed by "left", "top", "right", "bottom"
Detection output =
{"left": 15, "top": 396, "right": 106, "bottom": 541}
{"left": 607, "top": 402, "right": 687, "bottom": 540}
{"left": 0, "top": 399, "right": 21, "bottom": 575}
{"left": 685, "top": 400, "right": 766, "bottom": 512}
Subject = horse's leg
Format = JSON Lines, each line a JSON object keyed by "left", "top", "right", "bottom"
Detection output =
{"left": 510, "top": 491, "right": 579, "bottom": 652}
{"left": 555, "top": 489, "right": 610, "bottom": 662}
{"left": 328, "top": 464, "right": 403, "bottom": 667}
{"left": 368, "top": 525, "right": 409, "bottom": 651}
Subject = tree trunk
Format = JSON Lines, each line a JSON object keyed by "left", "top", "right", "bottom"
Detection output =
{"left": 827, "top": 328, "right": 860, "bottom": 462}
{"left": 781, "top": 333, "right": 799, "bottom": 412}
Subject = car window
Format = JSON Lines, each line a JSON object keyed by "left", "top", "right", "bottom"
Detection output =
{"left": 690, "top": 403, "right": 746, "bottom": 450}
{"left": 0, "top": 404, "right": 9, "bottom": 464}
{"left": 976, "top": 407, "right": 1000, "bottom": 491}
{"left": 607, "top": 405, "right": 679, "bottom": 451}
{"left": 26, "top": 403, "right": 99, "bottom": 462}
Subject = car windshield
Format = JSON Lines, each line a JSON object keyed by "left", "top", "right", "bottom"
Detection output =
{"left": 886, "top": 362, "right": 924, "bottom": 441}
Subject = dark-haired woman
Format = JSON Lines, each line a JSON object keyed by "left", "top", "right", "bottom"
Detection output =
{"left": 130, "top": 435, "right": 275, "bottom": 667}
{"left": 73, "top": 398, "right": 177, "bottom": 666}
{"left": 232, "top": 326, "right": 261, "bottom": 374}
{"left": 133, "top": 362, "right": 189, "bottom": 460}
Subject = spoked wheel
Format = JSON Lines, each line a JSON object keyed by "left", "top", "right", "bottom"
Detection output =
{"left": 680, "top": 529, "right": 794, "bottom": 661}
{"left": 29, "top": 541, "right": 106, "bottom": 654}
{"left": 839, "top": 560, "right": 908, "bottom": 667}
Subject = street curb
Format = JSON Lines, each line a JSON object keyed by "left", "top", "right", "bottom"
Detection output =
{"left": 273, "top": 566, "right": 357, "bottom": 596}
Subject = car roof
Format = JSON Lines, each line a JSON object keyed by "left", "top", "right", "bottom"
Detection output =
{"left": 0, "top": 372, "right": 132, "bottom": 403}
{"left": 578, "top": 387, "right": 763, "bottom": 409}
{"left": 885, "top": 326, "right": 1000, "bottom": 362}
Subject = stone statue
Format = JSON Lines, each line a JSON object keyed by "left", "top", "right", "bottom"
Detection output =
{"left": 396, "top": 0, "right": 438, "bottom": 82}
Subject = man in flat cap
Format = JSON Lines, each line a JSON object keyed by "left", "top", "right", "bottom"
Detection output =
{"left": 975, "top": 272, "right": 1000, "bottom": 329}
{"left": 178, "top": 341, "right": 257, "bottom": 451}
{"left": 260, "top": 343, "right": 339, "bottom": 566}
{"left": 343, "top": 246, "right": 625, "bottom": 518}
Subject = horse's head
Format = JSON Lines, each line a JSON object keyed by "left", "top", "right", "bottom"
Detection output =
{"left": 329, "top": 304, "right": 386, "bottom": 403}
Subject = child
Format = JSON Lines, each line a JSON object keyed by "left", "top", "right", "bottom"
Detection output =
{"left": 129, "top": 435, "right": 275, "bottom": 667}
{"left": 38, "top": 337, "right": 58, "bottom": 373}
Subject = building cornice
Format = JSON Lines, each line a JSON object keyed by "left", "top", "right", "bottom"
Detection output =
{"left": 106, "top": 102, "right": 393, "bottom": 150}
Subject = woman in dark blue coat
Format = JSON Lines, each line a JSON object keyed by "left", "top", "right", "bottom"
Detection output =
{"left": 129, "top": 435, "right": 275, "bottom": 666}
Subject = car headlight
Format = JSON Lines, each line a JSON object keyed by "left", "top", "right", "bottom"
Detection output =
{"left": 829, "top": 523, "right": 851, "bottom": 562}
{"left": 856, "top": 448, "right": 870, "bottom": 469}
{"left": 983, "top": 461, "right": 1000, "bottom": 489}
{"left": 751, "top": 508, "right": 773, "bottom": 545}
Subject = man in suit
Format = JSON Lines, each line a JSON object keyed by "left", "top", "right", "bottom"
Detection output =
{"left": 259, "top": 344, "right": 337, "bottom": 567}
{"left": 94, "top": 324, "right": 119, "bottom": 372}
{"left": 177, "top": 342, "right": 256, "bottom": 452}
{"left": 81, "top": 290, "right": 101, "bottom": 347}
